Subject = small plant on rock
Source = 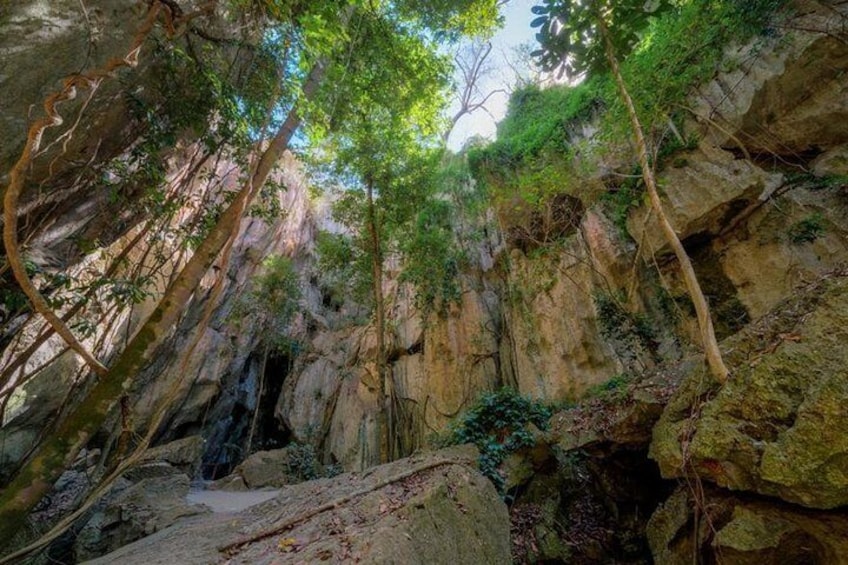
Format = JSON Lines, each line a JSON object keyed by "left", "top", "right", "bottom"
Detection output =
{"left": 442, "top": 388, "right": 552, "bottom": 493}
{"left": 788, "top": 213, "right": 825, "bottom": 244}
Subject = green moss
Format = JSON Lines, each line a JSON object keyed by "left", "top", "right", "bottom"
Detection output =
{"left": 788, "top": 213, "right": 825, "bottom": 244}
{"left": 652, "top": 276, "right": 848, "bottom": 507}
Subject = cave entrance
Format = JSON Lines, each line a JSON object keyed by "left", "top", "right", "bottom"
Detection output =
{"left": 249, "top": 349, "right": 293, "bottom": 452}
{"left": 201, "top": 347, "right": 295, "bottom": 480}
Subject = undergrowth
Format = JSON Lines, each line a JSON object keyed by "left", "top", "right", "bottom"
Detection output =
{"left": 440, "top": 388, "right": 552, "bottom": 494}
{"left": 788, "top": 213, "right": 825, "bottom": 244}
{"left": 594, "top": 291, "right": 656, "bottom": 351}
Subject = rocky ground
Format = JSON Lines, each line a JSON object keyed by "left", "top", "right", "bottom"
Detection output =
{"left": 83, "top": 445, "right": 510, "bottom": 565}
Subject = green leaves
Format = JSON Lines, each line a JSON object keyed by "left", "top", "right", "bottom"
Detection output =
{"left": 235, "top": 255, "right": 302, "bottom": 350}
{"left": 442, "top": 388, "right": 552, "bottom": 493}
{"left": 530, "top": 0, "right": 676, "bottom": 79}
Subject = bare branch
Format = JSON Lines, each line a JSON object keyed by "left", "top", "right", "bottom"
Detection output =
{"left": 444, "top": 39, "right": 502, "bottom": 143}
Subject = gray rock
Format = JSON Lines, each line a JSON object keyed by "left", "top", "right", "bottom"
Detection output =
{"left": 74, "top": 474, "right": 209, "bottom": 561}
{"left": 86, "top": 446, "right": 511, "bottom": 564}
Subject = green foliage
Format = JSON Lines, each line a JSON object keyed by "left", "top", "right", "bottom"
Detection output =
{"left": 282, "top": 442, "right": 343, "bottom": 481}
{"left": 471, "top": 0, "right": 792, "bottom": 217}
{"left": 315, "top": 229, "right": 373, "bottom": 307}
{"left": 392, "top": 0, "right": 502, "bottom": 38}
{"left": 441, "top": 388, "right": 552, "bottom": 493}
{"left": 396, "top": 155, "right": 489, "bottom": 314}
{"left": 283, "top": 443, "right": 320, "bottom": 481}
{"left": 587, "top": 373, "right": 632, "bottom": 401}
{"left": 399, "top": 198, "right": 464, "bottom": 312}
{"left": 530, "top": 0, "right": 677, "bottom": 80}
{"left": 496, "top": 83, "right": 600, "bottom": 161}
{"left": 786, "top": 172, "right": 848, "bottom": 191}
{"left": 599, "top": 172, "right": 644, "bottom": 237}
{"left": 819, "top": 174, "right": 848, "bottom": 190}
{"left": 788, "top": 213, "right": 826, "bottom": 244}
{"left": 236, "top": 255, "right": 302, "bottom": 350}
{"left": 604, "top": 0, "right": 791, "bottom": 142}
{"left": 468, "top": 81, "right": 599, "bottom": 185}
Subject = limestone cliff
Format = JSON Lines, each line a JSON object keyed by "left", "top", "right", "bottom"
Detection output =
{"left": 3, "top": 0, "right": 848, "bottom": 563}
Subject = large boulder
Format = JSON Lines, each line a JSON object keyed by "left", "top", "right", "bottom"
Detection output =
{"left": 74, "top": 474, "right": 209, "bottom": 561}
{"left": 87, "top": 445, "right": 511, "bottom": 564}
{"left": 650, "top": 272, "right": 848, "bottom": 508}
{"left": 627, "top": 144, "right": 783, "bottom": 255}
{"left": 211, "top": 444, "right": 325, "bottom": 490}
{"left": 137, "top": 436, "right": 205, "bottom": 477}
{"left": 648, "top": 487, "right": 848, "bottom": 564}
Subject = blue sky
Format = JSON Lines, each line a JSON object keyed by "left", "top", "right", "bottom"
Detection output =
{"left": 446, "top": 0, "right": 538, "bottom": 151}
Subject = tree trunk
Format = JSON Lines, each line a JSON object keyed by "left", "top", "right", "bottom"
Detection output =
{"left": 0, "top": 58, "right": 329, "bottom": 549}
{"left": 598, "top": 17, "right": 729, "bottom": 384}
{"left": 366, "top": 180, "right": 390, "bottom": 463}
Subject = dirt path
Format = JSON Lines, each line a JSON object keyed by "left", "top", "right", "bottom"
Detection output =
{"left": 187, "top": 488, "right": 281, "bottom": 513}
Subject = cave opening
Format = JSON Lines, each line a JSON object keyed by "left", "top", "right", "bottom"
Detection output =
{"left": 201, "top": 348, "right": 295, "bottom": 480}
{"left": 251, "top": 350, "right": 293, "bottom": 452}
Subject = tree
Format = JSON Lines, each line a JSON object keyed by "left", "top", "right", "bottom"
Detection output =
{"left": 444, "top": 39, "right": 505, "bottom": 143}
{"left": 317, "top": 16, "right": 450, "bottom": 461}
{"left": 0, "top": 0, "right": 500, "bottom": 550}
{"left": 531, "top": 0, "right": 729, "bottom": 383}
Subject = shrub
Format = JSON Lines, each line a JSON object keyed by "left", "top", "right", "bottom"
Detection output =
{"left": 469, "top": 0, "right": 792, "bottom": 219}
{"left": 441, "top": 388, "right": 552, "bottom": 493}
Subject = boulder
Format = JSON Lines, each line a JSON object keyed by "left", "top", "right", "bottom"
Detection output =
{"left": 138, "top": 436, "right": 205, "bottom": 476}
{"left": 648, "top": 487, "right": 848, "bottom": 564}
{"left": 86, "top": 445, "right": 511, "bottom": 564}
{"left": 551, "top": 364, "right": 684, "bottom": 453}
{"left": 650, "top": 272, "right": 848, "bottom": 508}
{"left": 811, "top": 144, "right": 848, "bottom": 177}
{"left": 74, "top": 474, "right": 209, "bottom": 561}
{"left": 226, "top": 445, "right": 323, "bottom": 489}
{"left": 627, "top": 144, "right": 783, "bottom": 255}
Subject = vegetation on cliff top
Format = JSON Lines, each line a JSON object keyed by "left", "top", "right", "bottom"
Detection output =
{"left": 469, "top": 0, "right": 791, "bottom": 201}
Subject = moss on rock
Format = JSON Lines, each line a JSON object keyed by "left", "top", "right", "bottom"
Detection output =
{"left": 650, "top": 272, "right": 848, "bottom": 508}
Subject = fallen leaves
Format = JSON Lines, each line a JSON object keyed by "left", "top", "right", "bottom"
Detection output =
{"left": 277, "top": 537, "right": 300, "bottom": 553}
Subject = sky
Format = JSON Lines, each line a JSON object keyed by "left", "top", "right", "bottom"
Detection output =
{"left": 445, "top": 0, "right": 539, "bottom": 151}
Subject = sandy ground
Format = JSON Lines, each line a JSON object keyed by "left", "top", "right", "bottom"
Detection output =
{"left": 187, "top": 488, "right": 281, "bottom": 513}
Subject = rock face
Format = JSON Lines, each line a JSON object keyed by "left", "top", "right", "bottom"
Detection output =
{"left": 4, "top": 1, "right": 848, "bottom": 562}
{"left": 692, "top": 2, "right": 848, "bottom": 156}
{"left": 0, "top": 0, "right": 139, "bottom": 174}
{"left": 503, "top": 236, "right": 625, "bottom": 400}
{"left": 87, "top": 446, "right": 511, "bottom": 565}
{"left": 651, "top": 273, "right": 848, "bottom": 509}
{"left": 273, "top": 2, "right": 848, "bottom": 474}
{"left": 628, "top": 144, "right": 784, "bottom": 256}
